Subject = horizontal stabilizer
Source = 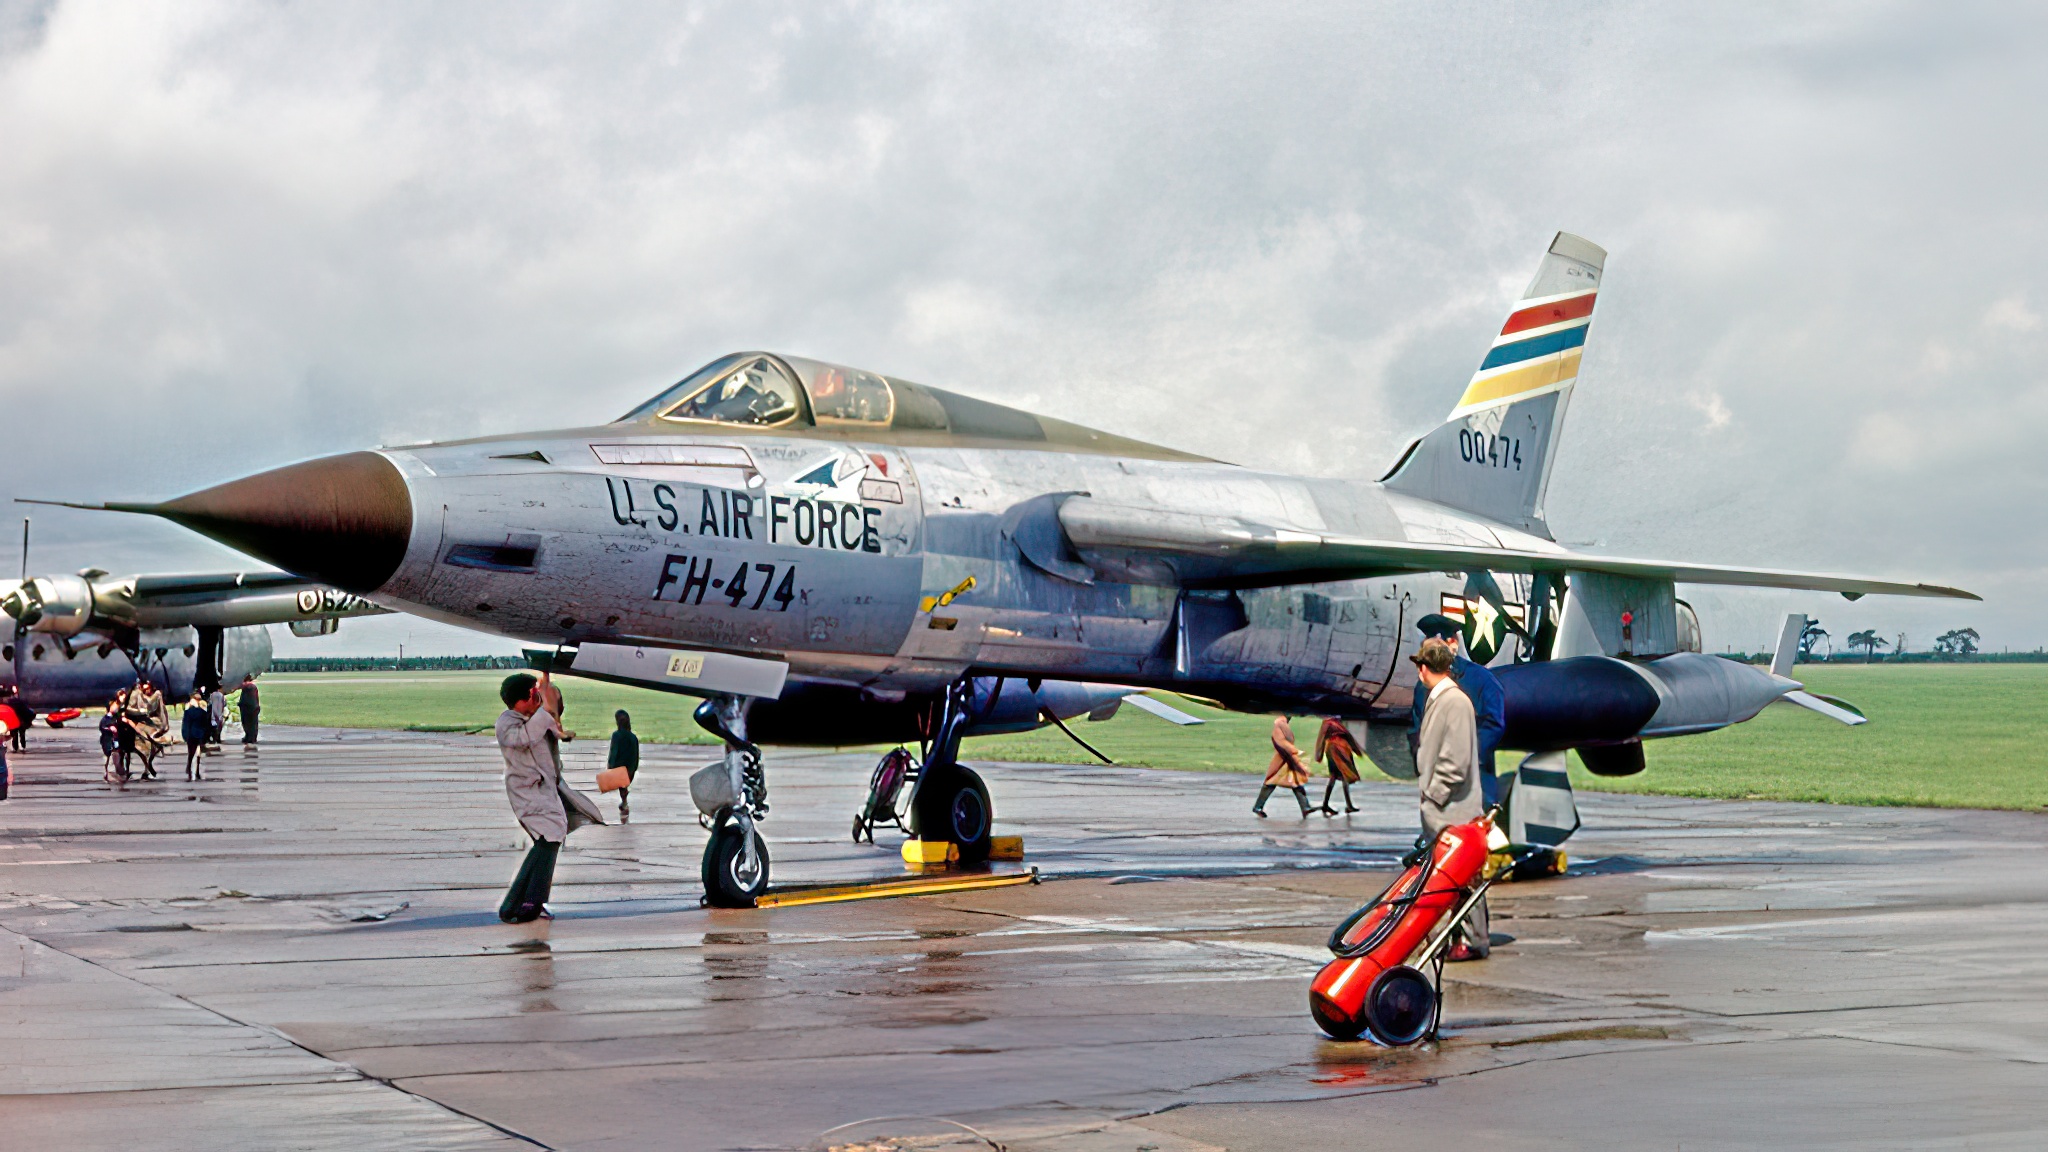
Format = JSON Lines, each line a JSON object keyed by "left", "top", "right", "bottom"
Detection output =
{"left": 1120, "top": 693, "right": 1206, "bottom": 726}
{"left": 1777, "top": 690, "right": 1867, "bottom": 726}
{"left": 1057, "top": 498, "right": 1979, "bottom": 600}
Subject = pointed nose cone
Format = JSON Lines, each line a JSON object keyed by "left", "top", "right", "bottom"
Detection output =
{"left": 126, "top": 452, "right": 413, "bottom": 593}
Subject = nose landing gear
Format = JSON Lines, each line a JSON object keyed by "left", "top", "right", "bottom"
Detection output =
{"left": 695, "top": 696, "right": 772, "bottom": 908}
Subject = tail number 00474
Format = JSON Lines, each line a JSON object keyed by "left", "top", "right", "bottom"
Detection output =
{"left": 653, "top": 554, "right": 797, "bottom": 611}
{"left": 1459, "top": 429, "right": 1523, "bottom": 471}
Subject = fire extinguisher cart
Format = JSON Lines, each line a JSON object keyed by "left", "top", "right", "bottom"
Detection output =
{"left": 1309, "top": 815, "right": 1546, "bottom": 1045}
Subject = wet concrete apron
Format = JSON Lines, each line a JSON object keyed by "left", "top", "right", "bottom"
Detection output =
{"left": 1, "top": 726, "right": 2044, "bottom": 1150}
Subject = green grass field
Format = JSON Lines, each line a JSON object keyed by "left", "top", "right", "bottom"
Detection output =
{"left": 257, "top": 664, "right": 2048, "bottom": 811}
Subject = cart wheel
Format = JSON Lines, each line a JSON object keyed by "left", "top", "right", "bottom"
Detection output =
{"left": 702, "top": 814, "right": 770, "bottom": 907}
{"left": 1363, "top": 964, "right": 1436, "bottom": 1046}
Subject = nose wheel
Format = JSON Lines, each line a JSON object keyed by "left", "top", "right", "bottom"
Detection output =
{"left": 702, "top": 810, "right": 771, "bottom": 907}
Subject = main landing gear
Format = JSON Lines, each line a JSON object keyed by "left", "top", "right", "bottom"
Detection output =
{"left": 695, "top": 696, "right": 771, "bottom": 908}
{"left": 906, "top": 679, "right": 995, "bottom": 865}
{"left": 697, "top": 678, "right": 1000, "bottom": 907}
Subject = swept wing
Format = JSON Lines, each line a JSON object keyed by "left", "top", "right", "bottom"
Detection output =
{"left": 1056, "top": 498, "right": 1977, "bottom": 601}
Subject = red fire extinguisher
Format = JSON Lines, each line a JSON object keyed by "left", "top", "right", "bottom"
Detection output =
{"left": 1309, "top": 817, "right": 1500, "bottom": 1044}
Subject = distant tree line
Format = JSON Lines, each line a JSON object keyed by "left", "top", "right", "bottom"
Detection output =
{"left": 1717, "top": 620, "right": 2010, "bottom": 663}
{"left": 270, "top": 656, "right": 528, "bottom": 672}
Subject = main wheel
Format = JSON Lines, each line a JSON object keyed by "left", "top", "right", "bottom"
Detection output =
{"left": 912, "top": 765, "right": 993, "bottom": 864}
{"left": 702, "top": 815, "right": 770, "bottom": 907}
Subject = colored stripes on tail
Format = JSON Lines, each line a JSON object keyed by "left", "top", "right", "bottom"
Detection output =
{"left": 1383, "top": 232, "right": 1606, "bottom": 536}
{"left": 1454, "top": 280, "right": 1597, "bottom": 418}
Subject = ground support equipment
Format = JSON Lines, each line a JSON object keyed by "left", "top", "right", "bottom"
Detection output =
{"left": 753, "top": 867, "right": 1039, "bottom": 909}
{"left": 1309, "top": 815, "right": 1542, "bottom": 1045}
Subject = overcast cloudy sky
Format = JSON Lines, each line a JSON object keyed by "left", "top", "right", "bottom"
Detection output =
{"left": 0, "top": 1, "right": 2037, "bottom": 656}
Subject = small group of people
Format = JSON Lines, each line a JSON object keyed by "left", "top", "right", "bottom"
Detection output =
{"left": 96, "top": 674, "right": 261, "bottom": 783}
{"left": 492, "top": 671, "right": 641, "bottom": 924}
{"left": 1256, "top": 714, "right": 1363, "bottom": 817}
{"left": 1256, "top": 612, "right": 1509, "bottom": 962}
{"left": 0, "top": 688, "right": 22, "bottom": 800}
{"left": 1, "top": 688, "right": 32, "bottom": 752}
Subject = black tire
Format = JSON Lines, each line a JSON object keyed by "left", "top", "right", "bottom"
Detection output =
{"left": 1363, "top": 964, "right": 1437, "bottom": 1046}
{"left": 912, "top": 764, "right": 994, "bottom": 864}
{"left": 701, "top": 815, "right": 770, "bottom": 907}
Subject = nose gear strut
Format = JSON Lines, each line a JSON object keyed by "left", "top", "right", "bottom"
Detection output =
{"left": 695, "top": 696, "right": 771, "bottom": 907}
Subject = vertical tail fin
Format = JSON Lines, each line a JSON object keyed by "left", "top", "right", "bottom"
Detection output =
{"left": 1770, "top": 613, "right": 1808, "bottom": 679}
{"left": 1382, "top": 232, "right": 1605, "bottom": 536}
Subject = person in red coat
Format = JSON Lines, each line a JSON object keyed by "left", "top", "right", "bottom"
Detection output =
{"left": 1314, "top": 717, "right": 1362, "bottom": 815}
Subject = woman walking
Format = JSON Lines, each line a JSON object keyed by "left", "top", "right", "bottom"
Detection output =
{"left": 123, "top": 684, "right": 165, "bottom": 780}
{"left": 1313, "top": 717, "right": 1363, "bottom": 815}
{"left": 608, "top": 710, "right": 640, "bottom": 821}
{"left": 206, "top": 684, "right": 227, "bottom": 748}
{"left": 181, "top": 691, "right": 212, "bottom": 780}
{"left": 1254, "top": 715, "right": 1313, "bottom": 818}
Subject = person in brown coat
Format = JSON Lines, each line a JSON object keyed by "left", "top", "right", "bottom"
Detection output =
{"left": 1255, "top": 716, "right": 1313, "bottom": 818}
{"left": 1313, "top": 717, "right": 1363, "bottom": 815}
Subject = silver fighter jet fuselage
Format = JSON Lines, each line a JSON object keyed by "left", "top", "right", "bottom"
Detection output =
{"left": 78, "top": 234, "right": 1978, "bottom": 901}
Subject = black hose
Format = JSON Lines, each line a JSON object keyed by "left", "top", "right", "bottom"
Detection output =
{"left": 1328, "top": 830, "right": 1441, "bottom": 959}
{"left": 1325, "top": 829, "right": 1479, "bottom": 960}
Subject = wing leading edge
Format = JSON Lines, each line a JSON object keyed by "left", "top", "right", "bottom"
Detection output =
{"left": 1055, "top": 498, "right": 1978, "bottom": 601}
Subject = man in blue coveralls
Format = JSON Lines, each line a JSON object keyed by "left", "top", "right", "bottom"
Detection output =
{"left": 1410, "top": 613, "right": 1506, "bottom": 808}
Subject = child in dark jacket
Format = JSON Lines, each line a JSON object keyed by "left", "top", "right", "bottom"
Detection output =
{"left": 99, "top": 701, "right": 123, "bottom": 783}
{"left": 181, "top": 693, "right": 212, "bottom": 781}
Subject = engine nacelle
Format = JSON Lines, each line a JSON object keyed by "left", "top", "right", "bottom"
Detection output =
{"left": 959, "top": 677, "right": 1131, "bottom": 736}
{"left": 1496, "top": 656, "right": 1661, "bottom": 751}
{"left": 1, "top": 574, "right": 96, "bottom": 636}
{"left": 1497, "top": 652, "right": 1795, "bottom": 753}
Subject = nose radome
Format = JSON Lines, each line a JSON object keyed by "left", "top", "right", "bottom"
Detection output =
{"left": 122, "top": 452, "right": 413, "bottom": 593}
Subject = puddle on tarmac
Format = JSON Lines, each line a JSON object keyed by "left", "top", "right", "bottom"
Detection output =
{"left": 809, "top": 1116, "right": 1001, "bottom": 1152}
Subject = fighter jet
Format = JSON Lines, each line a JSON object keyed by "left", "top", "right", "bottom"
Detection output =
{"left": 65, "top": 233, "right": 1975, "bottom": 904}
{"left": 2, "top": 568, "right": 385, "bottom": 711}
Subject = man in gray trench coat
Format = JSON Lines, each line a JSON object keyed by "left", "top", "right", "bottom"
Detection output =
{"left": 1412, "top": 638, "right": 1489, "bottom": 961}
{"left": 497, "top": 672, "right": 569, "bottom": 923}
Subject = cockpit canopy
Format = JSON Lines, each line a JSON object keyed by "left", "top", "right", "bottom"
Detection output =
{"left": 618, "top": 353, "right": 903, "bottom": 431}
{"left": 614, "top": 351, "right": 1206, "bottom": 460}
